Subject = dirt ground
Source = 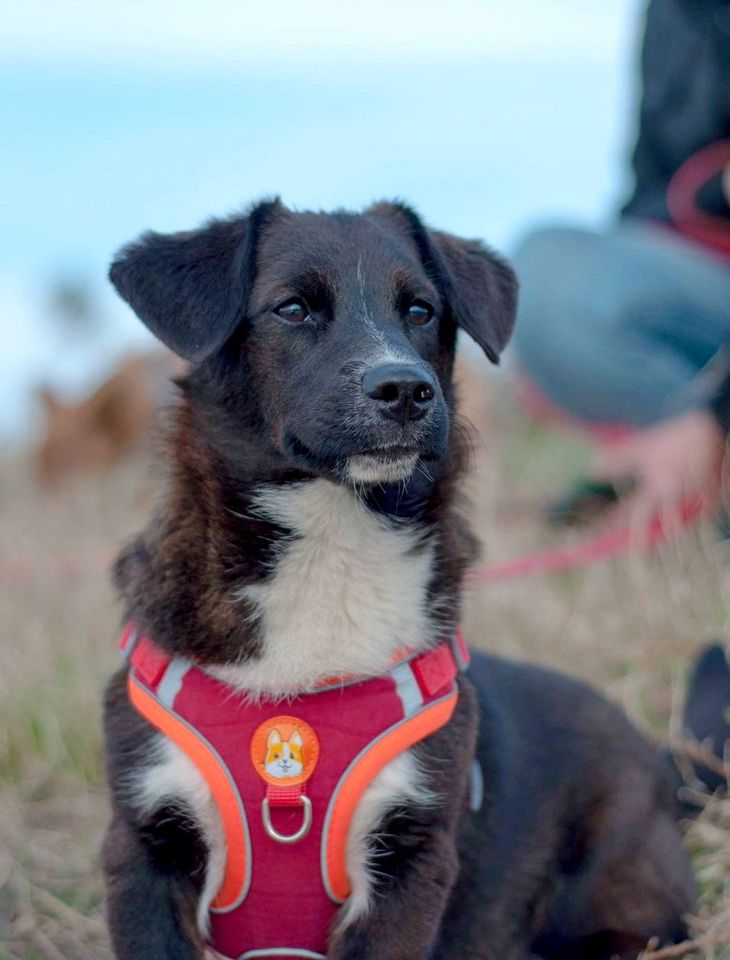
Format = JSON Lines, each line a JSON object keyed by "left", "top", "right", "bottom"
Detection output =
{"left": 1, "top": 361, "right": 729, "bottom": 959}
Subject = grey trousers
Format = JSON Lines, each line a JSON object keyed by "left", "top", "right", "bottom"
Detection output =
{"left": 510, "top": 221, "right": 730, "bottom": 426}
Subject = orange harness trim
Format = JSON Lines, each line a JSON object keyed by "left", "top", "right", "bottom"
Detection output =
{"left": 322, "top": 689, "right": 458, "bottom": 901}
{"left": 121, "top": 628, "right": 469, "bottom": 959}
{"left": 128, "top": 675, "right": 251, "bottom": 910}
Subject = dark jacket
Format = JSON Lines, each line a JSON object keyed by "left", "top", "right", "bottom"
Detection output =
{"left": 621, "top": 0, "right": 730, "bottom": 224}
{"left": 622, "top": 0, "right": 730, "bottom": 428}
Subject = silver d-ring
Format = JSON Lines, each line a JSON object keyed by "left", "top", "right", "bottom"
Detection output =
{"left": 261, "top": 795, "right": 312, "bottom": 844}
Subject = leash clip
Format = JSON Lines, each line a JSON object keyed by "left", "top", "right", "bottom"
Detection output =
{"left": 261, "top": 794, "right": 312, "bottom": 844}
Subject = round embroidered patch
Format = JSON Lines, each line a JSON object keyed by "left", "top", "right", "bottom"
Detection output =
{"left": 250, "top": 716, "right": 320, "bottom": 787}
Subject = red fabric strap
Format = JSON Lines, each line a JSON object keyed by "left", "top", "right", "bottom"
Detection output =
{"left": 410, "top": 642, "right": 459, "bottom": 698}
{"left": 129, "top": 635, "right": 170, "bottom": 688}
{"left": 267, "top": 783, "right": 305, "bottom": 808}
{"left": 125, "top": 628, "right": 467, "bottom": 701}
{"left": 118, "top": 622, "right": 137, "bottom": 655}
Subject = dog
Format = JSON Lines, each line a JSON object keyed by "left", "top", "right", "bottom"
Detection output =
{"left": 103, "top": 199, "right": 727, "bottom": 960}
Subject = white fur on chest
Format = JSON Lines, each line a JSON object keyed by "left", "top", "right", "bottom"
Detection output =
{"left": 133, "top": 479, "right": 438, "bottom": 935}
{"left": 216, "top": 479, "right": 437, "bottom": 698}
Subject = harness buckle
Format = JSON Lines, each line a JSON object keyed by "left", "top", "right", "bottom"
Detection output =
{"left": 261, "top": 794, "right": 312, "bottom": 844}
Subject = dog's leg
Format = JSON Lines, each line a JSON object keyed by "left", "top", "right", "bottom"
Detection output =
{"left": 104, "top": 805, "right": 207, "bottom": 960}
{"left": 532, "top": 808, "right": 694, "bottom": 959}
{"left": 103, "top": 670, "right": 209, "bottom": 959}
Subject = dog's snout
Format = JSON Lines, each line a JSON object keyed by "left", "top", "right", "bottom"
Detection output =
{"left": 362, "top": 363, "right": 436, "bottom": 423}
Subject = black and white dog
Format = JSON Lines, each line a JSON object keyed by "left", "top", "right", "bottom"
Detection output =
{"left": 103, "top": 199, "right": 726, "bottom": 960}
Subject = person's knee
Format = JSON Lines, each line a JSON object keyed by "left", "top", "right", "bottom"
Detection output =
{"left": 509, "top": 227, "right": 631, "bottom": 418}
{"left": 511, "top": 226, "right": 633, "bottom": 360}
{"left": 507, "top": 225, "right": 714, "bottom": 425}
{"left": 511, "top": 227, "right": 597, "bottom": 359}
{"left": 512, "top": 224, "right": 603, "bottom": 286}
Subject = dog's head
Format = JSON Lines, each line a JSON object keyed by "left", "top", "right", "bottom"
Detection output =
{"left": 110, "top": 200, "right": 516, "bottom": 487}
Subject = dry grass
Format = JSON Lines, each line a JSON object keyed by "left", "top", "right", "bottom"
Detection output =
{"left": 1, "top": 368, "right": 729, "bottom": 958}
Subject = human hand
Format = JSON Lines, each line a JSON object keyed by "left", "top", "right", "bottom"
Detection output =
{"left": 591, "top": 408, "right": 726, "bottom": 530}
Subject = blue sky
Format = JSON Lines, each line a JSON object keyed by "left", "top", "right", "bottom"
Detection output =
{"left": 0, "top": 0, "right": 643, "bottom": 442}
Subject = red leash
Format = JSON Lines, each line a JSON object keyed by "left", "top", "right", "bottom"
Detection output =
{"left": 666, "top": 139, "right": 730, "bottom": 259}
{"left": 468, "top": 498, "right": 706, "bottom": 584}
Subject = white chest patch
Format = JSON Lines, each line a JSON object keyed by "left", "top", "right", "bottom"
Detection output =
{"left": 133, "top": 478, "right": 438, "bottom": 934}
{"left": 214, "top": 479, "right": 437, "bottom": 698}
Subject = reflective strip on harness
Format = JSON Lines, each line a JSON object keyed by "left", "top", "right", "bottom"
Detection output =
{"left": 127, "top": 675, "right": 253, "bottom": 911}
{"left": 390, "top": 660, "right": 424, "bottom": 715}
{"left": 118, "top": 623, "right": 138, "bottom": 657}
{"left": 321, "top": 688, "right": 459, "bottom": 902}
{"left": 124, "top": 629, "right": 467, "bottom": 957}
{"left": 157, "top": 657, "right": 192, "bottom": 707}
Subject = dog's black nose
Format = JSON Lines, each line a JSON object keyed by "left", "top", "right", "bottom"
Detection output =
{"left": 362, "top": 363, "right": 436, "bottom": 423}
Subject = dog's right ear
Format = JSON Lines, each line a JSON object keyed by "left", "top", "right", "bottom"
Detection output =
{"left": 368, "top": 201, "right": 517, "bottom": 364}
{"left": 109, "top": 199, "right": 281, "bottom": 363}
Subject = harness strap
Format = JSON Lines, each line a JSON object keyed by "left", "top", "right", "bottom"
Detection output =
{"left": 127, "top": 674, "right": 253, "bottom": 910}
{"left": 267, "top": 783, "right": 305, "bottom": 807}
{"left": 122, "top": 628, "right": 468, "bottom": 917}
{"left": 321, "top": 687, "right": 459, "bottom": 902}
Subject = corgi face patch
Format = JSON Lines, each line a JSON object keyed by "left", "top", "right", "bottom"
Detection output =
{"left": 266, "top": 728, "right": 303, "bottom": 779}
{"left": 251, "top": 716, "right": 319, "bottom": 787}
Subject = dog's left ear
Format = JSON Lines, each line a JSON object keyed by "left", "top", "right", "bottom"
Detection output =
{"left": 109, "top": 199, "right": 281, "bottom": 363}
{"left": 428, "top": 229, "right": 517, "bottom": 364}
{"left": 369, "top": 203, "right": 518, "bottom": 364}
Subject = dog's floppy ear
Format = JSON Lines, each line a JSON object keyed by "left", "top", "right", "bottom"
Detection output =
{"left": 109, "top": 199, "right": 281, "bottom": 363}
{"left": 428, "top": 229, "right": 517, "bottom": 364}
{"left": 369, "top": 202, "right": 517, "bottom": 364}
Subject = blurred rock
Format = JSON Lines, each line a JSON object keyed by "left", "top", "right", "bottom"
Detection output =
{"left": 35, "top": 351, "right": 185, "bottom": 490}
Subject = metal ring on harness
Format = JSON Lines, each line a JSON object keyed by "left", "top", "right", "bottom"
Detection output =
{"left": 261, "top": 794, "right": 312, "bottom": 844}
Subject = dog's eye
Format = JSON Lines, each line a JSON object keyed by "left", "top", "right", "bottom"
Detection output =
{"left": 407, "top": 301, "right": 434, "bottom": 326}
{"left": 275, "top": 298, "right": 310, "bottom": 323}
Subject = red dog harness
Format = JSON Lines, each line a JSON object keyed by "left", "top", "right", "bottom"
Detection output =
{"left": 120, "top": 625, "right": 468, "bottom": 960}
